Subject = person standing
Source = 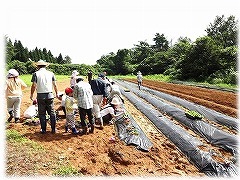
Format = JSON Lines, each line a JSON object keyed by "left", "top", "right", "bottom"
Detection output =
{"left": 87, "top": 70, "right": 93, "bottom": 84}
{"left": 137, "top": 71, "right": 143, "bottom": 90}
{"left": 5, "top": 69, "right": 27, "bottom": 123}
{"left": 90, "top": 73, "right": 108, "bottom": 130}
{"left": 64, "top": 87, "right": 78, "bottom": 134}
{"left": 30, "top": 60, "right": 59, "bottom": 134}
{"left": 73, "top": 76, "right": 94, "bottom": 134}
{"left": 70, "top": 70, "right": 79, "bottom": 89}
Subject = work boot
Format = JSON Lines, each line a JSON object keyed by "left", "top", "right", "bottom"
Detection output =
{"left": 80, "top": 126, "right": 88, "bottom": 135}
{"left": 65, "top": 125, "right": 69, "bottom": 132}
{"left": 89, "top": 124, "right": 94, "bottom": 133}
{"left": 15, "top": 118, "right": 20, "bottom": 123}
{"left": 99, "top": 117, "right": 104, "bottom": 130}
{"left": 72, "top": 127, "right": 79, "bottom": 134}
{"left": 7, "top": 110, "right": 13, "bottom": 122}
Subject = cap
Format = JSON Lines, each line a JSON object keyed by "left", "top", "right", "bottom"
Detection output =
{"left": 7, "top": 69, "right": 19, "bottom": 78}
{"left": 65, "top": 87, "right": 73, "bottom": 94}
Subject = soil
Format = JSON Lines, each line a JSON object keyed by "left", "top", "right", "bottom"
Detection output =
{"left": 126, "top": 79, "right": 237, "bottom": 118}
{"left": 5, "top": 78, "right": 237, "bottom": 177}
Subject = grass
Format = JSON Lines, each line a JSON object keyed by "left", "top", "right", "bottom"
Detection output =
{"left": 6, "top": 129, "right": 78, "bottom": 176}
{"left": 110, "top": 74, "right": 237, "bottom": 91}
{"left": 20, "top": 74, "right": 69, "bottom": 86}
{"left": 53, "top": 165, "right": 81, "bottom": 176}
{"left": 20, "top": 73, "right": 236, "bottom": 91}
{"left": 6, "top": 129, "right": 44, "bottom": 151}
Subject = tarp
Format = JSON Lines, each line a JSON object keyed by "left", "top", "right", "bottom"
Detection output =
{"left": 112, "top": 95, "right": 153, "bottom": 152}
{"left": 116, "top": 80, "right": 238, "bottom": 154}
{"left": 118, "top": 80, "right": 239, "bottom": 131}
{"left": 115, "top": 80, "right": 238, "bottom": 177}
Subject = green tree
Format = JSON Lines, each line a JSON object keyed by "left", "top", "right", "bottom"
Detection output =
{"left": 166, "top": 37, "right": 192, "bottom": 78}
{"left": 206, "top": 15, "right": 238, "bottom": 47}
{"left": 56, "top": 53, "right": 64, "bottom": 64}
{"left": 64, "top": 55, "right": 72, "bottom": 64}
{"left": 5, "top": 36, "right": 15, "bottom": 64}
{"left": 13, "top": 40, "right": 29, "bottom": 62}
{"left": 179, "top": 36, "right": 221, "bottom": 81}
{"left": 152, "top": 33, "right": 169, "bottom": 52}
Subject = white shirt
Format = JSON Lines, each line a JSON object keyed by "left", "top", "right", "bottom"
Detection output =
{"left": 73, "top": 81, "right": 93, "bottom": 109}
{"left": 32, "top": 68, "right": 56, "bottom": 93}
{"left": 100, "top": 105, "right": 115, "bottom": 117}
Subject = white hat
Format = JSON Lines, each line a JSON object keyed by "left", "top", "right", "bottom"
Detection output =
{"left": 7, "top": 69, "right": 19, "bottom": 78}
{"left": 34, "top": 59, "right": 49, "bottom": 66}
{"left": 72, "top": 70, "right": 79, "bottom": 75}
{"left": 111, "top": 97, "right": 121, "bottom": 105}
{"left": 137, "top": 71, "right": 142, "bottom": 74}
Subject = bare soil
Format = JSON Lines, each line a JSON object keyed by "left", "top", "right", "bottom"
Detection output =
{"left": 5, "top": 78, "right": 237, "bottom": 177}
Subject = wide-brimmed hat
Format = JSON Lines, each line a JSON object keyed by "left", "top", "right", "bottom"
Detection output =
{"left": 111, "top": 97, "right": 121, "bottom": 105}
{"left": 33, "top": 60, "right": 49, "bottom": 66}
{"left": 7, "top": 69, "right": 19, "bottom": 78}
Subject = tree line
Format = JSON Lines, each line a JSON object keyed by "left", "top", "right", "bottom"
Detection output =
{"left": 5, "top": 37, "right": 100, "bottom": 76}
{"left": 5, "top": 15, "right": 238, "bottom": 84}
{"left": 96, "top": 15, "right": 238, "bottom": 84}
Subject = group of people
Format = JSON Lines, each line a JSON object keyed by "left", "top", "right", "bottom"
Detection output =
{"left": 5, "top": 59, "right": 126, "bottom": 135}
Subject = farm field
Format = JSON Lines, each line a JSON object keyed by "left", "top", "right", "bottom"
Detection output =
{"left": 5, "top": 77, "right": 237, "bottom": 177}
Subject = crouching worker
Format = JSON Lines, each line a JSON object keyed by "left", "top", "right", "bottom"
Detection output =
{"left": 64, "top": 87, "right": 78, "bottom": 134}
{"left": 24, "top": 99, "right": 38, "bottom": 119}
{"left": 23, "top": 99, "right": 40, "bottom": 125}
{"left": 100, "top": 96, "right": 125, "bottom": 125}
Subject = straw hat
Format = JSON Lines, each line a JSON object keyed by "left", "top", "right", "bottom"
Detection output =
{"left": 111, "top": 97, "right": 121, "bottom": 105}
{"left": 33, "top": 60, "right": 49, "bottom": 66}
{"left": 7, "top": 69, "right": 19, "bottom": 78}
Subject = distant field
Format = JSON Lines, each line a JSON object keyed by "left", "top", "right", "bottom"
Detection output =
{"left": 20, "top": 74, "right": 69, "bottom": 86}
{"left": 20, "top": 74, "right": 236, "bottom": 91}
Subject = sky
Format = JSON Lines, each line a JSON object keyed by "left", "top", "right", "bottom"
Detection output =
{"left": 0, "top": 0, "right": 239, "bottom": 178}
{"left": 2, "top": 0, "right": 239, "bottom": 65}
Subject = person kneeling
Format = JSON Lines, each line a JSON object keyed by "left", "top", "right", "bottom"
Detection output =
{"left": 100, "top": 96, "right": 125, "bottom": 125}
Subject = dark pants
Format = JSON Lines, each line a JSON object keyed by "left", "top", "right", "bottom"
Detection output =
{"left": 37, "top": 98, "right": 56, "bottom": 132}
{"left": 79, "top": 107, "right": 94, "bottom": 127}
{"left": 102, "top": 113, "right": 112, "bottom": 124}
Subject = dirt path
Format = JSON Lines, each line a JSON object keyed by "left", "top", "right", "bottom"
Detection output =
{"left": 7, "top": 78, "right": 236, "bottom": 176}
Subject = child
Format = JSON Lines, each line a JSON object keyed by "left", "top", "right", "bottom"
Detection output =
{"left": 64, "top": 87, "right": 78, "bottom": 134}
